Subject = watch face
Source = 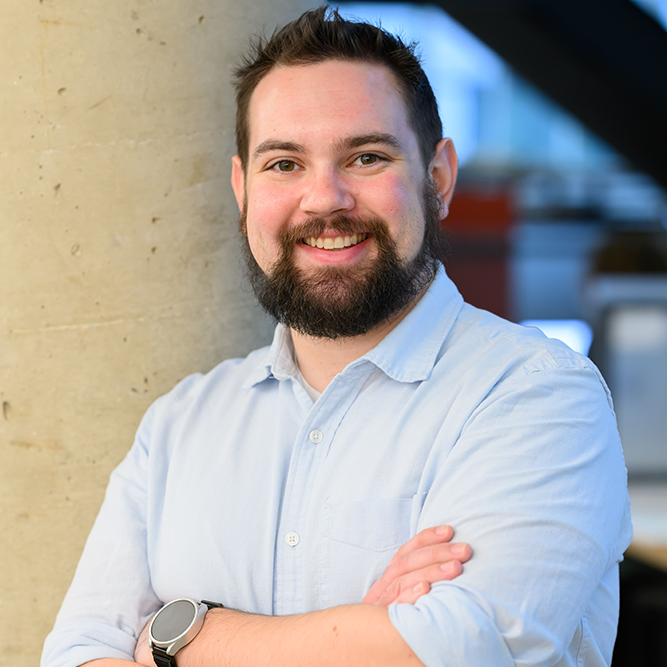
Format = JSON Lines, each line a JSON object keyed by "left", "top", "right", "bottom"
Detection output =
{"left": 152, "top": 599, "right": 197, "bottom": 643}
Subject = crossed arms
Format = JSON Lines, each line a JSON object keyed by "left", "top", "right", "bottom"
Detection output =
{"left": 83, "top": 526, "right": 472, "bottom": 667}
{"left": 45, "top": 349, "right": 632, "bottom": 667}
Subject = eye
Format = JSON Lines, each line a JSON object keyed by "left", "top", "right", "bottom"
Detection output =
{"left": 271, "top": 159, "right": 298, "bottom": 172}
{"left": 355, "top": 153, "right": 383, "bottom": 166}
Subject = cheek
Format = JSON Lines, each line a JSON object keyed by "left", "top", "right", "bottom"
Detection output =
{"left": 244, "top": 185, "right": 294, "bottom": 270}
{"left": 246, "top": 183, "right": 294, "bottom": 233}
{"left": 370, "top": 176, "right": 425, "bottom": 249}
{"left": 371, "top": 174, "right": 416, "bottom": 215}
{"left": 245, "top": 218, "right": 277, "bottom": 274}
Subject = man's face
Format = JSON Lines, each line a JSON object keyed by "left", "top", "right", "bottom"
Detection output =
{"left": 231, "top": 60, "right": 457, "bottom": 338}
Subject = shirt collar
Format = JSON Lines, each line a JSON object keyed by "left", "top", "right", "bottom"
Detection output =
{"left": 243, "top": 324, "right": 297, "bottom": 388}
{"left": 360, "top": 264, "right": 463, "bottom": 383}
{"left": 244, "top": 264, "right": 464, "bottom": 388}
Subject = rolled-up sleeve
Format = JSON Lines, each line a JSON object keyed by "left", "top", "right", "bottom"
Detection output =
{"left": 41, "top": 397, "right": 164, "bottom": 667}
{"left": 389, "top": 359, "right": 632, "bottom": 666}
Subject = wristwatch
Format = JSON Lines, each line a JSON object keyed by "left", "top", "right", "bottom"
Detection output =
{"left": 149, "top": 598, "right": 224, "bottom": 667}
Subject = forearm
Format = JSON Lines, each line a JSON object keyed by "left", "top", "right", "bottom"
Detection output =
{"left": 82, "top": 661, "right": 141, "bottom": 666}
{"left": 178, "top": 604, "right": 425, "bottom": 667}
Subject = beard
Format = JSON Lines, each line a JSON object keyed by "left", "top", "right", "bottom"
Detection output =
{"left": 240, "top": 178, "right": 448, "bottom": 340}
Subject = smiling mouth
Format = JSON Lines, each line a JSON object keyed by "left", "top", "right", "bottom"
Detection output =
{"left": 302, "top": 233, "right": 369, "bottom": 250}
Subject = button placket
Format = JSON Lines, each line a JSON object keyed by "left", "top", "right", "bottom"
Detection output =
{"left": 274, "top": 372, "right": 370, "bottom": 614}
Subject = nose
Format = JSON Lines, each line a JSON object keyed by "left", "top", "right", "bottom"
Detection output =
{"left": 299, "top": 166, "right": 355, "bottom": 217}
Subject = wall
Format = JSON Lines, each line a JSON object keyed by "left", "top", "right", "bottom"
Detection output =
{"left": 0, "top": 1, "right": 315, "bottom": 664}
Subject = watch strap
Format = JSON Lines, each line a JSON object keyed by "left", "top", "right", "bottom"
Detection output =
{"left": 201, "top": 600, "right": 225, "bottom": 610}
{"left": 151, "top": 645, "right": 177, "bottom": 667}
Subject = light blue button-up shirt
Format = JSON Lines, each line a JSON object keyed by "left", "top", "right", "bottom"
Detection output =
{"left": 42, "top": 267, "right": 632, "bottom": 667}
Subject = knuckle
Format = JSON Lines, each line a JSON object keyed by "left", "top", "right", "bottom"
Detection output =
{"left": 427, "top": 544, "right": 446, "bottom": 561}
{"left": 434, "top": 542, "right": 456, "bottom": 559}
{"left": 440, "top": 560, "right": 462, "bottom": 579}
{"left": 387, "top": 579, "right": 401, "bottom": 597}
{"left": 386, "top": 561, "right": 403, "bottom": 578}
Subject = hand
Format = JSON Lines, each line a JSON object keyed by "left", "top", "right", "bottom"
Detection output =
{"left": 362, "top": 525, "right": 471, "bottom": 607}
{"left": 134, "top": 616, "right": 156, "bottom": 666}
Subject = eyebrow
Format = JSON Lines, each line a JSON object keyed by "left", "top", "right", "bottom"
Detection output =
{"left": 250, "top": 133, "right": 405, "bottom": 164}
{"left": 333, "top": 133, "right": 404, "bottom": 153}
{"left": 252, "top": 140, "right": 305, "bottom": 164}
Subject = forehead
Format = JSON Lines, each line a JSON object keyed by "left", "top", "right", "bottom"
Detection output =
{"left": 247, "top": 60, "right": 417, "bottom": 156}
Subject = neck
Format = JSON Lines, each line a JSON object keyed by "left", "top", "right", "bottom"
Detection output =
{"left": 291, "top": 296, "right": 422, "bottom": 393}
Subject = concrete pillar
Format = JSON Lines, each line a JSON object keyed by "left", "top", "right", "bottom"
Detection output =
{"left": 0, "top": 1, "right": 315, "bottom": 663}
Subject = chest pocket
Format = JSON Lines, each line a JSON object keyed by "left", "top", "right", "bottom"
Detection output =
{"left": 318, "top": 494, "right": 426, "bottom": 609}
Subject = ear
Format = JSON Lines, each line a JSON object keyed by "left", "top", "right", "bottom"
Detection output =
{"left": 231, "top": 155, "right": 246, "bottom": 213}
{"left": 428, "top": 138, "right": 458, "bottom": 220}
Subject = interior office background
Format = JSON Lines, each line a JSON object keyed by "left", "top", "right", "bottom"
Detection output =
{"left": 3, "top": 1, "right": 663, "bottom": 664}
{"left": 335, "top": 1, "right": 667, "bottom": 664}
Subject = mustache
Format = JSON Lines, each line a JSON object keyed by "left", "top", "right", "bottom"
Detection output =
{"left": 279, "top": 215, "right": 388, "bottom": 247}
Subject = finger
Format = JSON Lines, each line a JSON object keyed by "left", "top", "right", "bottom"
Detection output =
{"left": 377, "top": 560, "right": 463, "bottom": 607}
{"left": 363, "top": 570, "right": 402, "bottom": 604}
{"left": 399, "top": 559, "right": 463, "bottom": 594}
{"left": 381, "top": 527, "right": 456, "bottom": 582}
{"left": 364, "top": 535, "right": 468, "bottom": 604}
{"left": 393, "top": 525, "right": 454, "bottom": 560}
{"left": 363, "top": 526, "right": 465, "bottom": 606}
{"left": 394, "top": 581, "right": 431, "bottom": 605}
{"left": 362, "top": 579, "right": 384, "bottom": 605}
{"left": 401, "top": 541, "right": 472, "bottom": 573}
{"left": 382, "top": 540, "right": 471, "bottom": 587}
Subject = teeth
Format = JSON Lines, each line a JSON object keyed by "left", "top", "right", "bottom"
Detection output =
{"left": 303, "top": 233, "right": 368, "bottom": 250}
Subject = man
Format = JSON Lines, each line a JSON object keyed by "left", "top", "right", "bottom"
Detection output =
{"left": 42, "top": 7, "right": 632, "bottom": 667}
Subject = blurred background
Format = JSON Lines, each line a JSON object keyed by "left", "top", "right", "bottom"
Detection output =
{"left": 336, "top": 1, "right": 667, "bottom": 663}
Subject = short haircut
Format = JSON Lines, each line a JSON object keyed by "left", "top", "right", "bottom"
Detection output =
{"left": 233, "top": 6, "right": 443, "bottom": 171}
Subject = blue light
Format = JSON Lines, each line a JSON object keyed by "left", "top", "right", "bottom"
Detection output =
{"left": 520, "top": 319, "right": 594, "bottom": 356}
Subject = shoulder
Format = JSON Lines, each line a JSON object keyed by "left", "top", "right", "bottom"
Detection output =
{"left": 452, "top": 302, "right": 595, "bottom": 370}
{"left": 142, "top": 343, "right": 273, "bottom": 428}
{"left": 436, "top": 302, "right": 612, "bottom": 408}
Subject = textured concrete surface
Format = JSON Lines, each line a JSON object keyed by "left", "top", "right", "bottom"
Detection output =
{"left": 0, "top": 1, "right": 315, "bottom": 664}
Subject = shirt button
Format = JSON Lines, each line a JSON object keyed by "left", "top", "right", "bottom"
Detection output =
{"left": 309, "top": 429, "right": 323, "bottom": 444}
{"left": 285, "top": 531, "right": 300, "bottom": 547}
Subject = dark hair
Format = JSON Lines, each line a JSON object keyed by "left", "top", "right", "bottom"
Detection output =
{"left": 233, "top": 6, "right": 443, "bottom": 170}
